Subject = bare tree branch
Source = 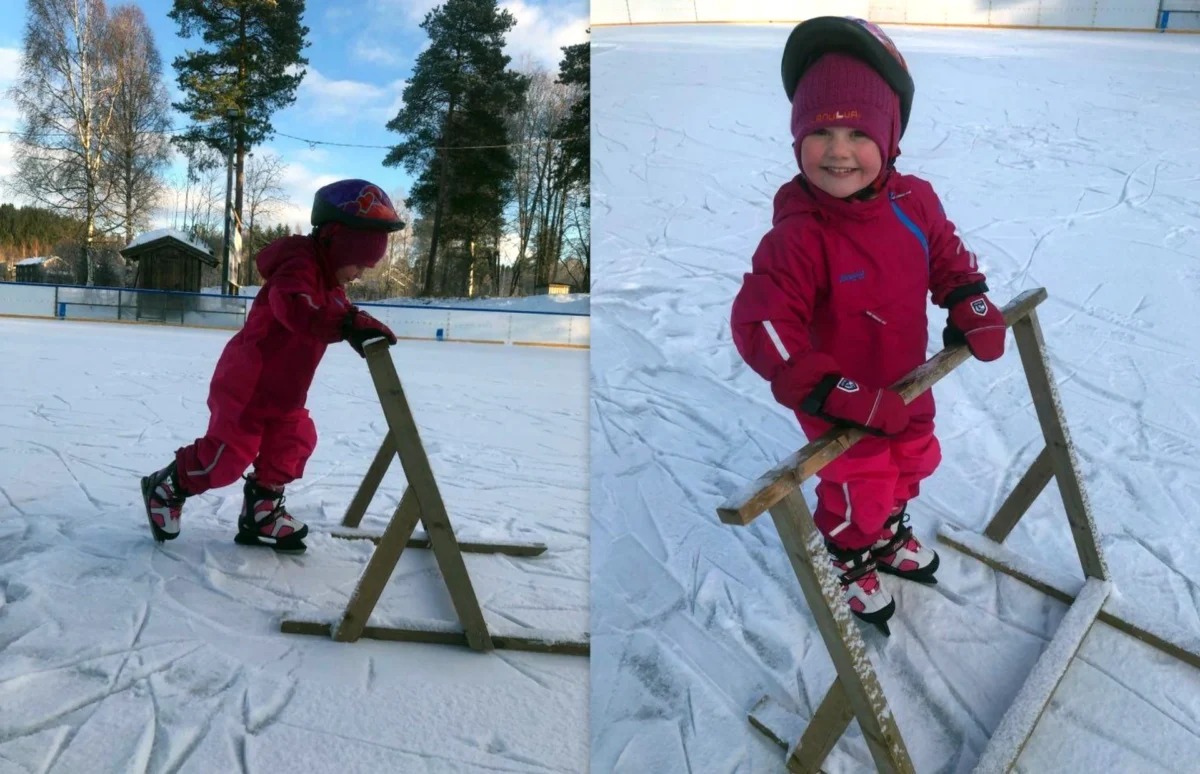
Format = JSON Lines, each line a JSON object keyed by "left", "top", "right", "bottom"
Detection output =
{"left": 7, "top": 0, "right": 122, "bottom": 285}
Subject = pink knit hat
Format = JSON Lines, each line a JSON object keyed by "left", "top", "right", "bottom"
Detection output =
{"left": 790, "top": 52, "right": 902, "bottom": 170}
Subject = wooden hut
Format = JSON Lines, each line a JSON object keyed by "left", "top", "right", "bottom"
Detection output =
{"left": 15, "top": 256, "right": 71, "bottom": 284}
{"left": 121, "top": 229, "right": 217, "bottom": 293}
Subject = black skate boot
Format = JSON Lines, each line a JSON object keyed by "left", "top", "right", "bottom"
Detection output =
{"left": 234, "top": 475, "right": 309, "bottom": 553}
{"left": 141, "top": 460, "right": 188, "bottom": 542}
{"left": 870, "top": 506, "right": 940, "bottom": 585}
{"left": 827, "top": 539, "right": 896, "bottom": 637}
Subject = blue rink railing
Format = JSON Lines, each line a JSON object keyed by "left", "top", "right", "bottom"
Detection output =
{"left": 0, "top": 281, "right": 590, "bottom": 349}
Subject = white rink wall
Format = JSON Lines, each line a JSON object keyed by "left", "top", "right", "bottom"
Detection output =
{"left": 0, "top": 281, "right": 590, "bottom": 348}
{"left": 592, "top": 0, "right": 1200, "bottom": 31}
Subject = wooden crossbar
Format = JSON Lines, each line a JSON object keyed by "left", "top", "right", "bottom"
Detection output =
{"left": 721, "top": 287, "right": 1199, "bottom": 772}
{"left": 718, "top": 288, "right": 1048, "bottom": 526}
{"left": 281, "top": 339, "right": 588, "bottom": 656}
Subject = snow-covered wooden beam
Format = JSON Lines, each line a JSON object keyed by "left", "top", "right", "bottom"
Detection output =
{"left": 281, "top": 617, "right": 589, "bottom": 656}
{"left": 1011, "top": 310, "right": 1108, "bottom": 580}
{"left": 939, "top": 526, "right": 1200, "bottom": 671}
{"left": 972, "top": 577, "right": 1111, "bottom": 773}
{"left": 983, "top": 446, "right": 1053, "bottom": 542}
{"left": 326, "top": 526, "right": 547, "bottom": 556}
{"left": 718, "top": 288, "right": 1049, "bottom": 527}
{"left": 768, "top": 490, "right": 915, "bottom": 773}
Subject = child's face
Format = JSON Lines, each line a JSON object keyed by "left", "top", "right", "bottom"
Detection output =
{"left": 799, "top": 127, "right": 883, "bottom": 199}
{"left": 335, "top": 264, "right": 364, "bottom": 285}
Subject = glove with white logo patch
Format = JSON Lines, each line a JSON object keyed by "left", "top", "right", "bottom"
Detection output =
{"left": 943, "top": 288, "right": 1006, "bottom": 362}
{"left": 800, "top": 374, "right": 910, "bottom": 437}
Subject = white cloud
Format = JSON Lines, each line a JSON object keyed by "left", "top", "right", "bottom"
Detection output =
{"left": 386, "top": 0, "right": 440, "bottom": 23}
{"left": 293, "top": 66, "right": 406, "bottom": 125}
{"left": 501, "top": 1, "right": 588, "bottom": 71}
{"left": 367, "top": 0, "right": 587, "bottom": 71}
{"left": 0, "top": 47, "right": 23, "bottom": 188}
{"left": 354, "top": 38, "right": 406, "bottom": 67}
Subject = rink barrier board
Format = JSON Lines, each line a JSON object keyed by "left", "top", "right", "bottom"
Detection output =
{"left": 0, "top": 281, "right": 589, "bottom": 349}
{"left": 0, "top": 313, "right": 592, "bottom": 350}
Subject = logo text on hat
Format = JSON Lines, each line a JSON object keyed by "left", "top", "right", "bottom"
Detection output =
{"left": 815, "top": 110, "right": 861, "bottom": 122}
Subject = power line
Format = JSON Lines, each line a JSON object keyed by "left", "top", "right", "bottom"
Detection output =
{"left": 274, "top": 130, "right": 579, "bottom": 151}
{"left": 0, "top": 128, "right": 581, "bottom": 151}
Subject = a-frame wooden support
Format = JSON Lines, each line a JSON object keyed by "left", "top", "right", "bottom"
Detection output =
{"left": 718, "top": 288, "right": 1200, "bottom": 772}
{"left": 282, "top": 339, "right": 588, "bottom": 657}
{"left": 327, "top": 424, "right": 547, "bottom": 557}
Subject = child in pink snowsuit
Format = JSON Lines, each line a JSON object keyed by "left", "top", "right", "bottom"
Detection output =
{"left": 731, "top": 19, "right": 1007, "bottom": 630}
{"left": 140, "top": 179, "right": 404, "bottom": 553}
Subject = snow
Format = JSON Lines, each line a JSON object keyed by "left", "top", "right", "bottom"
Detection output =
{"left": 0, "top": 318, "right": 587, "bottom": 772}
{"left": 125, "top": 228, "right": 214, "bottom": 257}
{"left": 15, "top": 256, "right": 50, "bottom": 267}
{"left": 974, "top": 578, "right": 1111, "bottom": 773}
{"left": 591, "top": 23, "right": 1200, "bottom": 774}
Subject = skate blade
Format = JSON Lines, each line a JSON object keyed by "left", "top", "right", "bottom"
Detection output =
{"left": 234, "top": 532, "right": 307, "bottom": 554}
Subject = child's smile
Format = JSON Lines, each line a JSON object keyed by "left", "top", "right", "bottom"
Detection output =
{"left": 800, "top": 126, "right": 882, "bottom": 199}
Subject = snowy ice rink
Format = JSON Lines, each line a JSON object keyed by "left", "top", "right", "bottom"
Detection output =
{"left": 591, "top": 24, "right": 1200, "bottom": 773}
{"left": 0, "top": 318, "right": 588, "bottom": 772}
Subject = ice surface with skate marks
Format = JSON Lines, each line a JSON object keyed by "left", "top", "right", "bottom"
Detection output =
{"left": 0, "top": 318, "right": 588, "bottom": 773}
{"left": 591, "top": 24, "right": 1200, "bottom": 774}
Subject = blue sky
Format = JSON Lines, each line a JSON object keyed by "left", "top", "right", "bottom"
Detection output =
{"left": 0, "top": 0, "right": 588, "bottom": 231}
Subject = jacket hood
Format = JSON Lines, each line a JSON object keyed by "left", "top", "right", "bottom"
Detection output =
{"left": 256, "top": 235, "right": 320, "bottom": 281}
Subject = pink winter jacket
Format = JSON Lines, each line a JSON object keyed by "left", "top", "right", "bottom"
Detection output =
{"left": 208, "top": 236, "right": 351, "bottom": 419}
{"left": 731, "top": 172, "right": 987, "bottom": 436}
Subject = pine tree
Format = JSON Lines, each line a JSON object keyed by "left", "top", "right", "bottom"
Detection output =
{"left": 384, "top": 0, "right": 527, "bottom": 296}
{"left": 556, "top": 40, "right": 589, "bottom": 194}
{"left": 168, "top": 0, "right": 309, "bottom": 229}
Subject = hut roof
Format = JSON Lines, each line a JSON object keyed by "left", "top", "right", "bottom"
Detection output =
{"left": 121, "top": 229, "right": 217, "bottom": 267}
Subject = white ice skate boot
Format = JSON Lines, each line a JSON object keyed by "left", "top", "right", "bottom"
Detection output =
{"left": 870, "top": 505, "right": 939, "bottom": 584}
{"left": 826, "top": 540, "right": 895, "bottom": 636}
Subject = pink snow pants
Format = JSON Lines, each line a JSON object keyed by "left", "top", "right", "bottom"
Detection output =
{"left": 799, "top": 417, "right": 942, "bottom": 550}
{"left": 174, "top": 394, "right": 317, "bottom": 495}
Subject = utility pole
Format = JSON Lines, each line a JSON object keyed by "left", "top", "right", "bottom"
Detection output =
{"left": 221, "top": 109, "right": 238, "bottom": 295}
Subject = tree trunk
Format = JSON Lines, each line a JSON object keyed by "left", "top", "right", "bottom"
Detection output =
{"left": 424, "top": 90, "right": 456, "bottom": 297}
{"left": 437, "top": 235, "right": 453, "bottom": 295}
{"left": 234, "top": 7, "right": 246, "bottom": 227}
{"left": 508, "top": 256, "right": 522, "bottom": 296}
{"left": 125, "top": 149, "right": 134, "bottom": 246}
{"left": 424, "top": 147, "right": 449, "bottom": 296}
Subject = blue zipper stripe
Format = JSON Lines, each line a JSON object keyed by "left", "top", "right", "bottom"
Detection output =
{"left": 890, "top": 199, "right": 929, "bottom": 265}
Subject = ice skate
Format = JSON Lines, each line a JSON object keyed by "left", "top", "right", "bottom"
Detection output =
{"left": 141, "top": 460, "right": 187, "bottom": 542}
{"left": 870, "top": 505, "right": 939, "bottom": 585}
{"left": 234, "top": 475, "right": 309, "bottom": 553}
{"left": 826, "top": 540, "right": 895, "bottom": 636}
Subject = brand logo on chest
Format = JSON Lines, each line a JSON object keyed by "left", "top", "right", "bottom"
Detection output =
{"left": 839, "top": 270, "right": 865, "bottom": 284}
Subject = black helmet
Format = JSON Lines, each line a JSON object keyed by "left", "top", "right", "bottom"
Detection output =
{"left": 311, "top": 179, "right": 406, "bottom": 233}
{"left": 781, "top": 17, "right": 914, "bottom": 139}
